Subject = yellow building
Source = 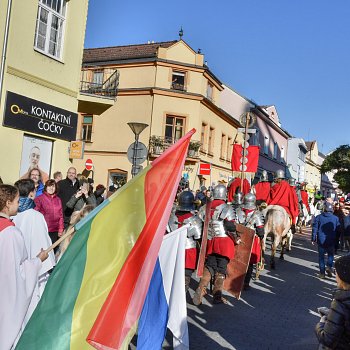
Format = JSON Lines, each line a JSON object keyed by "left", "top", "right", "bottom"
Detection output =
{"left": 74, "top": 40, "right": 241, "bottom": 189}
{"left": 0, "top": 0, "right": 89, "bottom": 183}
{"left": 305, "top": 141, "right": 321, "bottom": 194}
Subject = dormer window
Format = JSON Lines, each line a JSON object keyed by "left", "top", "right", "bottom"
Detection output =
{"left": 171, "top": 71, "right": 186, "bottom": 91}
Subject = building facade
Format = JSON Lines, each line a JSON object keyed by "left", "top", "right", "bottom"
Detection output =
{"left": 73, "top": 40, "right": 242, "bottom": 189}
{"left": 286, "top": 137, "right": 307, "bottom": 182}
{"left": 304, "top": 141, "right": 322, "bottom": 195}
{"left": 220, "top": 86, "right": 290, "bottom": 182}
{"left": 0, "top": 0, "right": 89, "bottom": 183}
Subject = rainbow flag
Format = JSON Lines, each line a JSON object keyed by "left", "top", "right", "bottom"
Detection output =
{"left": 15, "top": 129, "right": 195, "bottom": 350}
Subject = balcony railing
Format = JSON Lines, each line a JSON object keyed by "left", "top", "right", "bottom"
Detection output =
{"left": 171, "top": 82, "right": 186, "bottom": 91}
{"left": 149, "top": 135, "right": 200, "bottom": 158}
{"left": 80, "top": 68, "right": 119, "bottom": 98}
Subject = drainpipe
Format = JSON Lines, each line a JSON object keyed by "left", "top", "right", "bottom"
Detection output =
{"left": 0, "top": 0, "right": 13, "bottom": 110}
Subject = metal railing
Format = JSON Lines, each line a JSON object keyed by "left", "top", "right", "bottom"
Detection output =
{"left": 80, "top": 68, "right": 119, "bottom": 98}
{"left": 149, "top": 135, "right": 200, "bottom": 158}
{"left": 171, "top": 82, "right": 186, "bottom": 91}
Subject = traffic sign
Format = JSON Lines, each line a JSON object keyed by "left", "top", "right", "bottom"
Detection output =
{"left": 198, "top": 163, "right": 211, "bottom": 176}
{"left": 85, "top": 158, "right": 93, "bottom": 171}
{"left": 127, "top": 142, "right": 148, "bottom": 165}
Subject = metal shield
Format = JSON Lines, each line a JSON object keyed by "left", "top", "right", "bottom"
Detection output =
{"left": 223, "top": 223, "right": 255, "bottom": 300}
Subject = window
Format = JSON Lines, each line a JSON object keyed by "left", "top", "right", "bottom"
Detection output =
{"left": 200, "top": 123, "right": 207, "bottom": 151}
{"left": 281, "top": 146, "right": 285, "bottom": 162}
{"left": 165, "top": 116, "right": 185, "bottom": 142}
{"left": 264, "top": 136, "right": 269, "bottom": 155}
{"left": 227, "top": 137, "right": 232, "bottom": 160}
{"left": 34, "top": 0, "right": 67, "bottom": 59}
{"left": 273, "top": 142, "right": 278, "bottom": 159}
{"left": 298, "top": 147, "right": 306, "bottom": 161}
{"left": 171, "top": 71, "right": 185, "bottom": 91}
{"left": 251, "top": 129, "right": 260, "bottom": 146}
{"left": 207, "top": 82, "right": 213, "bottom": 100}
{"left": 208, "top": 127, "right": 215, "bottom": 155}
{"left": 220, "top": 134, "right": 226, "bottom": 158}
{"left": 93, "top": 71, "right": 104, "bottom": 87}
{"left": 81, "top": 115, "right": 93, "bottom": 142}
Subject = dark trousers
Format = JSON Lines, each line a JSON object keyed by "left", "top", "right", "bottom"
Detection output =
{"left": 318, "top": 245, "right": 334, "bottom": 274}
{"left": 49, "top": 232, "right": 59, "bottom": 254}
{"left": 206, "top": 254, "right": 229, "bottom": 275}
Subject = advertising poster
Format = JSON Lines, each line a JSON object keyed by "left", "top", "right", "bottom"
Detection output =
{"left": 19, "top": 135, "right": 53, "bottom": 183}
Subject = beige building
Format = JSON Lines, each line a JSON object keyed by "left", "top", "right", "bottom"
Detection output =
{"left": 74, "top": 40, "right": 242, "bottom": 189}
{"left": 305, "top": 141, "right": 322, "bottom": 195}
{"left": 0, "top": 0, "right": 89, "bottom": 183}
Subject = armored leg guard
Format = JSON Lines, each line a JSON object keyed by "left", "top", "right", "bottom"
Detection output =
{"left": 213, "top": 272, "right": 226, "bottom": 304}
{"left": 192, "top": 267, "right": 211, "bottom": 306}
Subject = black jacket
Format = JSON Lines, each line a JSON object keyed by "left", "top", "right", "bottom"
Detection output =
{"left": 315, "top": 288, "right": 350, "bottom": 349}
{"left": 57, "top": 178, "right": 80, "bottom": 225}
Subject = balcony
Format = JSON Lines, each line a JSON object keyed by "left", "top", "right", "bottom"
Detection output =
{"left": 149, "top": 136, "right": 200, "bottom": 159}
{"left": 171, "top": 82, "right": 186, "bottom": 92}
{"left": 80, "top": 68, "right": 119, "bottom": 98}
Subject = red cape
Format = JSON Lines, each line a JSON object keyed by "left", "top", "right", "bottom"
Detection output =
{"left": 268, "top": 180, "right": 299, "bottom": 224}
{"left": 301, "top": 190, "right": 310, "bottom": 212}
{"left": 227, "top": 178, "right": 251, "bottom": 202}
{"left": 254, "top": 182, "right": 271, "bottom": 202}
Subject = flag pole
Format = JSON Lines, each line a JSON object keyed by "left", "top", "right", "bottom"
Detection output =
{"left": 240, "top": 112, "right": 250, "bottom": 191}
{"left": 44, "top": 226, "right": 75, "bottom": 254}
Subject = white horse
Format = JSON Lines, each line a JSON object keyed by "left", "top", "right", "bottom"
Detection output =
{"left": 262, "top": 205, "right": 291, "bottom": 269}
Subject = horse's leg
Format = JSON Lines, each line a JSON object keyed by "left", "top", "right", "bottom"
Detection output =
{"left": 270, "top": 234, "right": 276, "bottom": 269}
{"left": 280, "top": 236, "right": 286, "bottom": 260}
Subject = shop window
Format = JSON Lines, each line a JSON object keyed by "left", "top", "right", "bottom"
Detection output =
{"left": 34, "top": 0, "right": 67, "bottom": 59}
{"left": 171, "top": 71, "right": 186, "bottom": 91}
{"left": 81, "top": 115, "right": 93, "bottom": 142}
{"left": 165, "top": 115, "right": 185, "bottom": 143}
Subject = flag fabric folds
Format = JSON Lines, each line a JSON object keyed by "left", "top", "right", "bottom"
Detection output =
{"left": 231, "top": 144, "right": 260, "bottom": 172}
{"left": 15, "top": 129, "right": 195, "bottom": 350}
{"left": 137, "top": 226, "right": 189, "bottom": 350}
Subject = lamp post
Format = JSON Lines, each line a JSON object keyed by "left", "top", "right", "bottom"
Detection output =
{"left": 127, "top": 122, "right": 148, "bottom": 177}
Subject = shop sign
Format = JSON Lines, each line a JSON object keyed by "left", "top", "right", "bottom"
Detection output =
{"left": 69, "top": 141, "right": 84, "bottom": 159}
{"left": 3, "top": 91, "right": 78, "bottom": 141}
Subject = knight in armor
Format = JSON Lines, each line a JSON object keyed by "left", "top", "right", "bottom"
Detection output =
{"left": 227, "top": 177, "right": 251, "bottom": 203}
{"left": 168, "top": 191, "right": 202, "bottom": 293}
{"left": 268, "top": 169, "right": 299, "bottom": 233}
{"left": 253, "top": 170, "right": 271, "bottom": 205}
{"left": 235, "top": 193, "right": 265, "bottom": 289}
{"left": 232, "top": 191, "right": 244, "bottom": 210}
{"left": 192, "top": 184, "right": 236, "bottom": 305}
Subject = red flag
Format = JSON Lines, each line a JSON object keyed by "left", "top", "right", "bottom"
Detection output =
{"left": 231, "top": 144, "right": 260, "bottom": 172}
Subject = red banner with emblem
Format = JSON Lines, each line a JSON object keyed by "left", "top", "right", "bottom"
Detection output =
{"left": 231, "top": 144, "right": 260, "bottom": 172}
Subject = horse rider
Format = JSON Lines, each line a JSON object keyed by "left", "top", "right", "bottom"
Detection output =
{"left": 289, "top": 178, "right": 304, "bottom": 231}
{"left": 227, "top": 177, "right": 251, "bottom": 203}
{"left": 253, "top": 170, "right": 271, "bottom": 206}
{"left": 235, "top": 193, "right": 265, "bottom": 289}
{"left": 193, "top": 184, "right": 236, "bottom": 305}
{"left": 168, "top": 190, "right": 202, "bottom": 293}
{"left": 268, "top": 169, "right": 299, "bottom": 233}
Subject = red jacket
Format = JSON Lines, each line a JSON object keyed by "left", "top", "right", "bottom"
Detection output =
{"left": 34, "top": 192, "right": 64, "bottom": 232}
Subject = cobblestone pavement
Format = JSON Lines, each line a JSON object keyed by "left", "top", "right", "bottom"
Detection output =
{"left": 178, "top": 228, "right": 341, "bottom": 350}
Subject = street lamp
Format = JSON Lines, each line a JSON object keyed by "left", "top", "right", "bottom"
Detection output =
{"left": 127, "top": 122, "right": 148, "bottom": 177}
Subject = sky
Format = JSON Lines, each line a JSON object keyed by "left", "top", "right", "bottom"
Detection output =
{"left": 84, "top": 0, "right": 350, "bottom": 154}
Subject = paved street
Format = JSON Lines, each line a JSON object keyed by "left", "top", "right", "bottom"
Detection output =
{"left": 182, "top": 229, "right": 338, "bottom": 350}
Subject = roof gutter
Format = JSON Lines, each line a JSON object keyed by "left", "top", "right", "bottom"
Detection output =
{"left": 0, "top": 0, "right": 12, "bottom": 110}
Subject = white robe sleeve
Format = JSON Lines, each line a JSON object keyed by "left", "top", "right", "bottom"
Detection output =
{"left": 0, "top": 226, "right": 41, "bottom": 350}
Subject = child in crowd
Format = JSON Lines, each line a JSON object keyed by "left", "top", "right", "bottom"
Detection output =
{"left": 315, "top": 254, "right": 350, "bottom": 349}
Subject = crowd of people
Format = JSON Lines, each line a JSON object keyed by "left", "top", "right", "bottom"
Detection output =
{"left": 0, "top": 167, "right": 107, "bottom": 349}
{"left": 1, "top": 165, "right": 349, "bottom": 349}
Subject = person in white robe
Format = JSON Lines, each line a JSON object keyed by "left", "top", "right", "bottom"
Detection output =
{"left": 0, "top": 184, "right": 48, "bottom": 350}
{"left": 13, "top": 179, "right": 56, "bottom": 327}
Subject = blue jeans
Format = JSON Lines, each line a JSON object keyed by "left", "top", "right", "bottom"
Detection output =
{"left": 318, "top": 245, "right": 334, "bottom": 274}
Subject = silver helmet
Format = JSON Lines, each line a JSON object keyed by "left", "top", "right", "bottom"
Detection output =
{"left": 260, "top": 170, "right": 269, "bottom": 182}
{"left": 242, "top": 193, "right": 256, "bottom": 210}
{"left": 274, "top": 169, "right": 285, "bottom": 180}
{"left": 212, "top": 184, "right": 227, "bottom": 200}
{"left": 233, "top": 191, "right": 244, "bottom": 205}
{"left": 288, "top": 178, "right": 296, "bottom": 187}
